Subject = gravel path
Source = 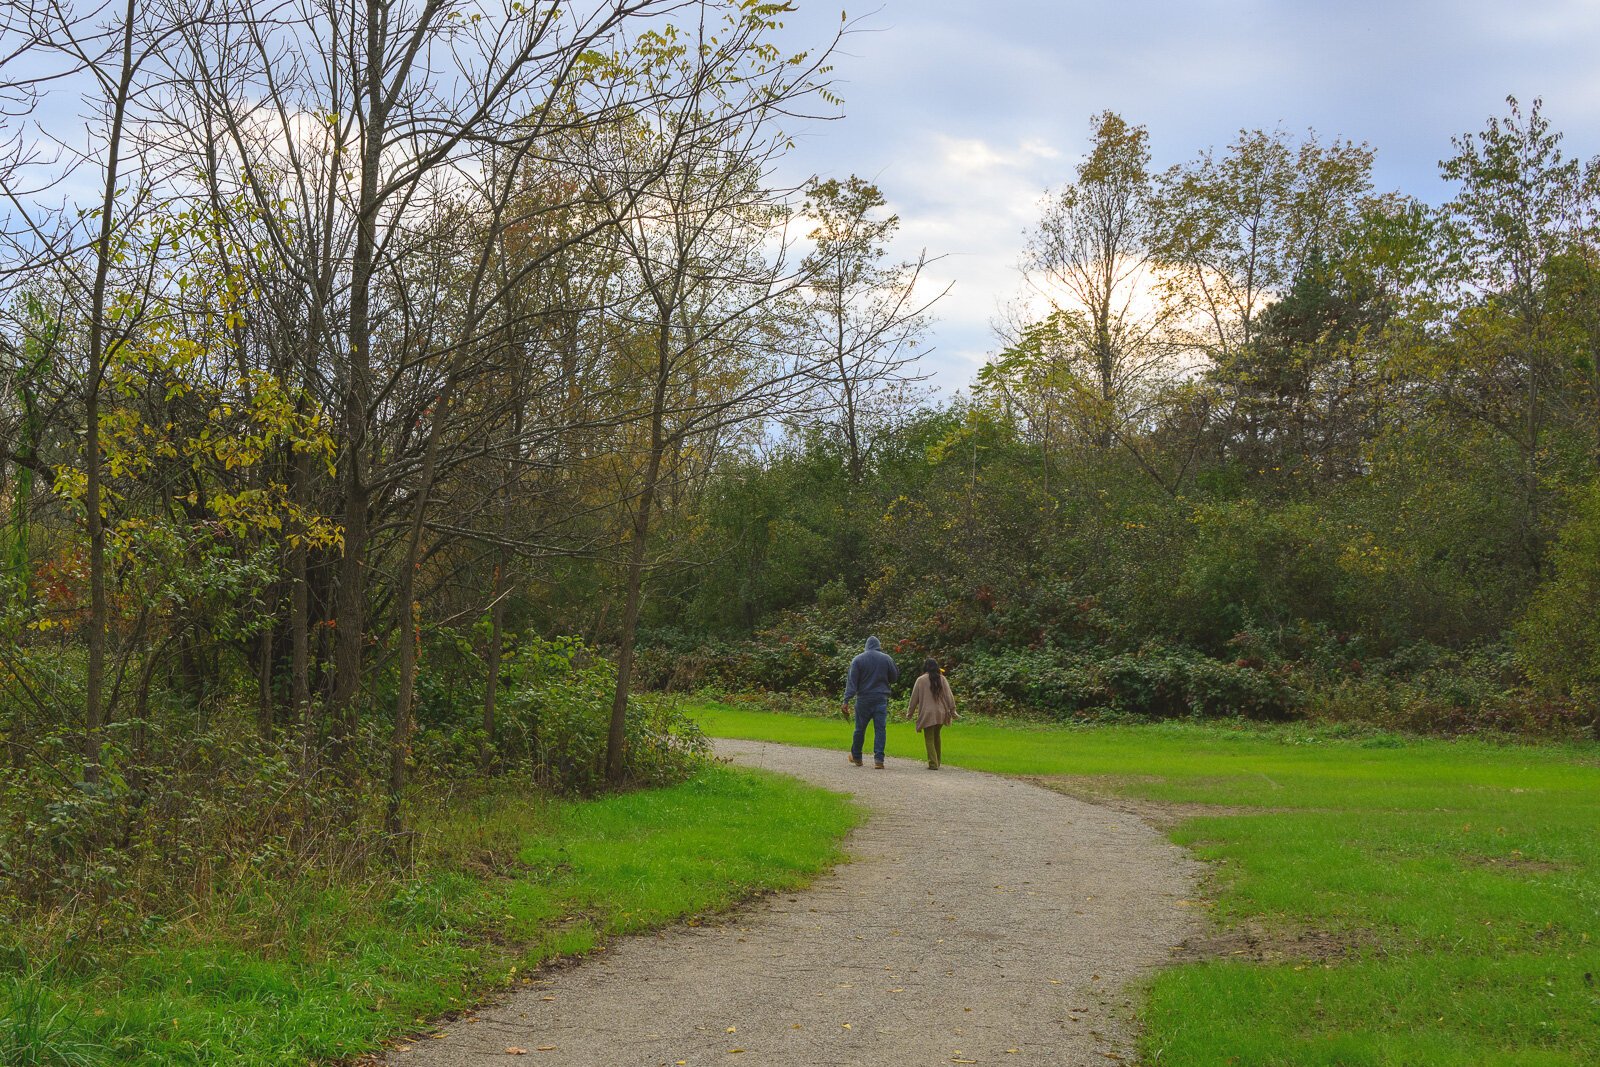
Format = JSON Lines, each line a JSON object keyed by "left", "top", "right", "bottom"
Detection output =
{"left": 387, "top": 738, "right": 1203, "bottom": 1066}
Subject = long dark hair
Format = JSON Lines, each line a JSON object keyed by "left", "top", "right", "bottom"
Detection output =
{"left": 923, "top": 657, "right": 944, "bottom": 698}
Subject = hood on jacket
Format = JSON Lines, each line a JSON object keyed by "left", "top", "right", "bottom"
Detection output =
{"left": 865, "top": 636, "right": 881, "bottom": 651}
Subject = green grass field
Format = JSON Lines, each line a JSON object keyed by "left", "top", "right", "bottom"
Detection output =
{"left": 692, "top": 702, "right": 1600, "bottom": 1066}
{"left": 3, "top": 765, "right": 857, "bottom": 1067}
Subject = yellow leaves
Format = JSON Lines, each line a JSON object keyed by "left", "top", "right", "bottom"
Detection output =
{"left": 50, "top": 464, "right": 88, "bottom": 504}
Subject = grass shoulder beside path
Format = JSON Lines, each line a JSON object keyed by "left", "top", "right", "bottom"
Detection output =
{"left": 5, "top": 765, "right": 857, "bottom": 1067}
{"left": 692, "top": 701, "right": 1600, "bottom": 1066}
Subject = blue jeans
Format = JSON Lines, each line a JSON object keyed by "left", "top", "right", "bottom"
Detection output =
{"left": 850, "top": 696, "right": 889, "bottom": 762}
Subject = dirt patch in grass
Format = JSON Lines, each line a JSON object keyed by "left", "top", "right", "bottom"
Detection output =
{"left": 1022, "top": 775, "right": 1293, "bottom": 830}
{"left": 1168, "top": 922, "right": 1382, "bottom": 965}
{"left": 1459, "top": 852, "right": 1569, "bottom": 875}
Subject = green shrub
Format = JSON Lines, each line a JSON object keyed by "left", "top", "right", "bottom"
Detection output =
{"left": 492, "top": 636, "right": 708, "bottom": 794}
{"left": 1516, "top": 479, "right": 1600, "bottom": 714}
{"left": 958, "top": 643, "right": 1301, "bottom": 721}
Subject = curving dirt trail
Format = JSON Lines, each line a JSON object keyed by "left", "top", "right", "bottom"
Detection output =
{"left": 386, "top": 738, "right": 1202, "bottom": 1066}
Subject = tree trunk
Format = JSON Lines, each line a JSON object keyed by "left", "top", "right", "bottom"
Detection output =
{"left": 330, "top": 0, "right": 385, "bottom": 771}
{"left": 606, "top": 334, "right": 670, "bottom": 786}
{"left": 82, "top": 0, "right": 140, "bottom": 784}
{"left": 291, "top": 445, "right": 315, "bottom": 770}
{"left": 481, "top": 555, "right": 506, "bottom": 774}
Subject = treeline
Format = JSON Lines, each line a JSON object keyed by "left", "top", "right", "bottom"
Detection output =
{"left": 627, "top": 103, "right": 1600, "bottom": 738}
{"left": 0, "top": 0, "right": 940, "bottom": 931}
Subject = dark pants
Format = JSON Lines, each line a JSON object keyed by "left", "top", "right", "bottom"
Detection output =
{"left": 922, "top": 724, "right": 942, "bottom": 768}
{"left": 850, "top": 696, "right": 889, "bottom": 762}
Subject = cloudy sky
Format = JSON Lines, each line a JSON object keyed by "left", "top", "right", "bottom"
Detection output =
{"left": 765, "top": 0, "right": 1600, "bottom": 391}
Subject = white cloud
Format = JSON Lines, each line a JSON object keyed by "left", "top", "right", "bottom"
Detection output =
{"left": 868, "top": 132, "right": 1069, "bottom": 387}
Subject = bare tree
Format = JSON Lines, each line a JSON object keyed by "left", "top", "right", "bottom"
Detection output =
{"left": 797, "top": 174, "right": 940, "bottom": 482}
{"left": 1022, "top": 111, "right": 1174, "bottom": 450}
{"left": 0, "top": 0, "right": 197, "bottom": 779}
{"left": 589, "top": 8, "right": 842, "bottom": 783}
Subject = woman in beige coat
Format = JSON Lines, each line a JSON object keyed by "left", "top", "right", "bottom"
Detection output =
{"left": 906, "top": 657, "right": 957, "bottom": 769}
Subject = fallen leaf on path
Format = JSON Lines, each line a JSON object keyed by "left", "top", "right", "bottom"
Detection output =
{"left": 505, "top": 1049, "right": 527, "bottom": 1057}
{"left": 536, "top": 1047, "right": 556, "bottom": 1052}
{"left": 726, "top": 1026, "right": 737, "bottom": 1033}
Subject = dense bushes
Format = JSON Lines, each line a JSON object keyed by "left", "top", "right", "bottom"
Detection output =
{"left": 639, "top": 600, "right": 1304, "bottom": 721}
{"left": 0, "top": 633, "right": 707, "bottom": 959}
{"left": 637, "top": 596, "right": 1593, "bottom": 737}
{"left": 1516, "top": 482, "right": 1600, "bottom": 710}
{"left": 635, "top": 621, "right": 856, "bottom": 696}
{"left": 393, "top": 632, "right": 709, "bottom": 793}
{"left": 959, "top": 643, "right": 1302, "bottom": 720}
{"left": 624, "top": 391, "right": 1600, "bottom": 741}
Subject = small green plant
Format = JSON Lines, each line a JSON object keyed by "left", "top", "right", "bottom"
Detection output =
{"left": 0, "top": 956, "right": 103, "bottom": 1067}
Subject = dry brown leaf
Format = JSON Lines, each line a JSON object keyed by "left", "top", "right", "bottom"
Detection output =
{"left": 504, "top": 1048, "right": 526, "bottom": 1056}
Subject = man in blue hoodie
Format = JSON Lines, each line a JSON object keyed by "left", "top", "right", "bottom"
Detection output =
{"left": 842, "top": 635, "right": 899, "bottom": 768}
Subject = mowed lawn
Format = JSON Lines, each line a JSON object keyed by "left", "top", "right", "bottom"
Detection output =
{"left": 692, "top": 702, "right": 1600, "bottom": 1066}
